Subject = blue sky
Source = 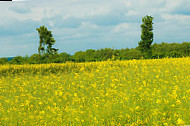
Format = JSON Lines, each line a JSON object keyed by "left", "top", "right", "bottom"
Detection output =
{"left": 0, "top": 0, "right": 190, "bottom": 57}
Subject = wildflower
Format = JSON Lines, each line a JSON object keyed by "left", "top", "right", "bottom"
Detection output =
{"left": 177, "top": 118, "right": 184, "bottom": 125}
{"left": 39, "top": 101, "right": 43, "bottom": 105}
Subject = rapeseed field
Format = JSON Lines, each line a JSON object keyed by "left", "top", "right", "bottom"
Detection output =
{"left": 0, "top": 57, "right": 190, "bottom": 125}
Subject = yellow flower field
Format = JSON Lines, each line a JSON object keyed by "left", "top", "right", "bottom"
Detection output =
{"left": 0, "top": 57, "right": 190, "bottom": 125}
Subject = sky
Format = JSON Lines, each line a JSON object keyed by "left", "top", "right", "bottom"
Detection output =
{"left": 0, "top": 0, "right": 190, "bottom": 57}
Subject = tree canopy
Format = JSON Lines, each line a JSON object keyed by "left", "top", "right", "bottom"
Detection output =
{"left": 138, "top": 15, "right": 154, "bottom": 57}
{"left": 36, "top": 26, "right": 58, "bottom": 56}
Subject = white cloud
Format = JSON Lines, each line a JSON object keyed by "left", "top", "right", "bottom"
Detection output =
{"left": 162, "top": 14, "right": 190, "bottom": 23}
{"left": 112, "top": 23, "right": 129, "bottom": 33}
{"left": 9, "top": 5, "right": 31, "bottom": 14}
{"left": 124, "top": 1, "right": 131, "bottom": 7}
{"left": 126, "top": 11, "right": 138, "bottom": 16}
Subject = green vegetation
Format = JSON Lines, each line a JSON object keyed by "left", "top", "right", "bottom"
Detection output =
{"left": 0, "top": 42, "right": 189, "bottom": 65}
{"left": 0, "top": 16, "right": 189, "bottom": 64}
{"left": 138, "top": 15, "right": 154, "bottom": 58}
{"left": 36, "top": 26, "right": 58, "bottom": 56}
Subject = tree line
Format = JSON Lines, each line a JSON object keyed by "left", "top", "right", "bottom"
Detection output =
{"left": 0, "top": 42, "right": 189, "bottom": 65}
{"left": 0, "top": 15, "right": 189, "bottom": 65}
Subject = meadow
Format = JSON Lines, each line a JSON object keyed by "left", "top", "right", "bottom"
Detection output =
{"left": 0, "top": 57, "right": 190, "bottom": 125}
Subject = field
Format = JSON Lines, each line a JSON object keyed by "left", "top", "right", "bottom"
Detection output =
{"left": 0, "top": 57, "right": 190, "bottom": 125}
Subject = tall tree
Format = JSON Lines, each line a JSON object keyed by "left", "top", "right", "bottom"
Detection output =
{"left": 36, "top": 26, "right": 58, "bottom": 56}
{"left": 138, "top": 15, "right": 154, "bottom": 55}
{"left": 36, "top": 26, "right": 46, "bottom": 56}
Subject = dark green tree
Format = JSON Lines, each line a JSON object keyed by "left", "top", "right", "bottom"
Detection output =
{"left": 36, "top": 26, "right": 58, "bottom": 56}
{"left": 85, "top": 49, "right": 96, "bottom": 62}
{"left": 28, "top": 54, "right": 40, "bottom": 64}
{"left": 53, "top": 52, "right": 71, "bottom": 63}
{"left": 36, "top": 26, "right": 46, "bottom": 56}
{"left": 138, "top": 15, "right": 154, "bottom": 57}
{"left": 72, "top": 51, "right": 86, "bottom": 62}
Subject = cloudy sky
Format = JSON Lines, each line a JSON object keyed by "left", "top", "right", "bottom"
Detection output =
{"left": 0, "top": 0, "right": 190, "bottom": 57}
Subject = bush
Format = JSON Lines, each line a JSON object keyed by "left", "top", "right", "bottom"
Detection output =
{"left": 151, "top": 52, "right": 165, "bottom": 59}
{"left": 166, "top": 51, "right": 182, "bottom": 58}
{"left": 28, "top": 54, "right": 40, "bottom": 64}
{"left": 53, "top": 52, "right": 71, "bottom": 63}
{"left": 0, "top": 58, "right": 8, "bottom": 65}
{"left": 124, "top": 49, "right": 143, "bottom": 60}
{"left": 9, "top": 56, "right": 25, "bottom": 65}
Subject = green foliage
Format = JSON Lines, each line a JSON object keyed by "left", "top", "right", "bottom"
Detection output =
{"left": 166, "top": 51, "right": 182, "bottom": 58}
{"left": 36, "top": 26, "right": 58, "bottom": 56}
{"left": 53, "top": 53, "right": 71, "bottom": 63}
{"left": 9, "top": 56, "right": 25, "bottom": 65}
{"left": 85, "top": 49, "right": 96, "bottom": 62}
{"left": 123, "top": 49, "right": 143, "bottom": 60}
{"left": 28, "top": 54, "right": 40, "bottom": 64}
{"left": 151, "top": 52, "right": 165, "bottom": 59}
{"left": 151, "top": 42, "right": 190, "bottom": 58}
{"left": 138, "top": 15, "right": 154, "bottom": 55}
{"left": 0, "top": 58, "right": 8, "bottom": 64}
{"left": 2, "top": 42, "right": 190, "bottom": 65}
{"left": 26, "top": 53, "right": 72, "bottom": 64}
{"left": 72, "top": 51, "right": 86, "bottom": 62}
{"left": 94, "top": 48, "right": 116, "bottom": 61}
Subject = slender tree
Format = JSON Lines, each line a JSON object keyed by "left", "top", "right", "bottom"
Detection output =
{"left": 36, "top": 26, "right": 46, "bottom": 56}
{"left": 138, "top": 15, "right": 154, "bottom": 56}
